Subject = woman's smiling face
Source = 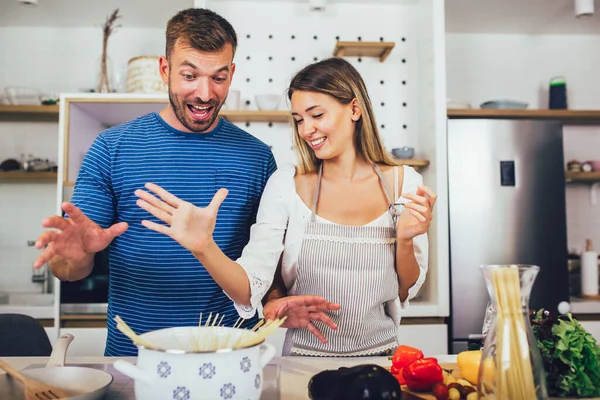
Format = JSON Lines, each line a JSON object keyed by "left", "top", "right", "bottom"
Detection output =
{"left": 291, "top": 90, "right": 360, "bottom": 160}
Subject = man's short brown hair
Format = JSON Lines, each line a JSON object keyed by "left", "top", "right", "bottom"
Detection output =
{"left": 165, "top": 8, "right": 238, "bottom": 61}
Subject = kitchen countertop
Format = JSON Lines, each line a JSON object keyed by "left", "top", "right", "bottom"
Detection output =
{"left": 2, "top": 355, "right": 597, "bottom": 400}
{"left": 0, "top": 355, "right": 457, "bottom": 400}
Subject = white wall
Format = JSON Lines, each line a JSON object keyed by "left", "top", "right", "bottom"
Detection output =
{"left": 446, "top": 33, "right": 600, "bottom": 254}
{"left": 0, "top": 27, "right": 165, "bottom": 292}
{"left": 0, "top": 120, "right": 58, "bottom": 292}
{"left": 0, "top": 27, "right": 166, "bottom": 94}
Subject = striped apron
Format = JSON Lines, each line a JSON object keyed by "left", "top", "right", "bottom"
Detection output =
{"left": 286, "top": 164, "right": 400, "bottom": 357}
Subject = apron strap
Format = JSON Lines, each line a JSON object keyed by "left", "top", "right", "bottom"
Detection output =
{"left": 310, "top": 163, "right": 323, "bottom": 223}
{"left": 393, "top": 166, "right": 399, "bottom": 200}
{"left": 373, "top": 164, "right": 394, "bottom": 206}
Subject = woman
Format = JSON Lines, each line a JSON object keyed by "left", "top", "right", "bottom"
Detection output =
{"left": 135, "top": 57, "right": 437, "bottom": 356}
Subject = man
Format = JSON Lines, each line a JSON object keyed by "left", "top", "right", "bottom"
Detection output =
{"left": 33, "top": 8, "right": 276, "bottom": 356}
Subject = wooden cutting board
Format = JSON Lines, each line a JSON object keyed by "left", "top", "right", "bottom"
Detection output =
{"left": 395, "top": 363, "right": 600, "bottom": 400}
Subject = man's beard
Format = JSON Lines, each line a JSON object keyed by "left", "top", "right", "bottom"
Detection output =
{"left": 168, "top": 79, "right": 222, "bottom": 132}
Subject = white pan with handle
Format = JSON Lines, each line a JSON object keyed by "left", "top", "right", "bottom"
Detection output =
{"left": 1, "top": 333, "right": 113, "bottom": 400}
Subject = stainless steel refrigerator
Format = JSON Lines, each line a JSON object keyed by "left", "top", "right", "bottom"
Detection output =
{"left": 447, "top": 119, "right": 570, "bottom": 353}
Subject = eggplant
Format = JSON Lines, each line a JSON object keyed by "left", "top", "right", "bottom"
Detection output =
{"left": 308, "top": 364, "right": 402, "bottom": 400}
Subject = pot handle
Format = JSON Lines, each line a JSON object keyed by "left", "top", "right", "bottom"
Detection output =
{"left": 259, "top": 343, "right": 276, "bottom": 368}
{"left": 113, "top": 359, "right": 154, "bottom": 386}
{"left": 47, "top": 333, "right": 74, "bottom": 367}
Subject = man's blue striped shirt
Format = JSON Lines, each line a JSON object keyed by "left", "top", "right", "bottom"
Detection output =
{"left": 71, "top": 112, "right": 277, "bottom": 356}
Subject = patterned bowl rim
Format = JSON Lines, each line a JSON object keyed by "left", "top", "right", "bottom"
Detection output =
{"left": 137, "top": 326, "right": 266, "bottom": 354}
{"left": 136, "top": 338, "right": 266, "bottom": 354}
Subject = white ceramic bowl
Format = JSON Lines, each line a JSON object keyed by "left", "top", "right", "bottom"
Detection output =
{"left": 5, "top": 87, "right": 42, "bottom": 105}
{"left": 480, "top": 100, "right": 528, "bottom": 109}
{"left": 392, "top": 147, "right": 414, "bottom": 159}
{"left": 113, "top": 326, "right": 276, "bottom": 400}
{"left": 255, "top": 94, "right": 281, "bottom": 111}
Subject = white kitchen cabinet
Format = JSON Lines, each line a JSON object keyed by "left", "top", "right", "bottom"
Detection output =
{"left": 580, "top": 321, "right": 600, "bottom": 344}
{"left": 398, "top": 324, "right": 448, "bottom": 356}
{"left": 58, "top": 94, "right": 168, "bottom": 187}
{"left": 59, "top": 328, "right": 108, "bottom": 357}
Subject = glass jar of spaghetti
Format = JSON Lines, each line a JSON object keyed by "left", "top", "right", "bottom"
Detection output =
{"left": 478, "top": 265, "right": 548, "bottom": 400}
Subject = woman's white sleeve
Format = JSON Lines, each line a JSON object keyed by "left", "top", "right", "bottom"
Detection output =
{"left": 225, "top": 166, "right": 292, "bottom": 318}
{"left": 399, "top": 167, "right": 429, "bottom": 309}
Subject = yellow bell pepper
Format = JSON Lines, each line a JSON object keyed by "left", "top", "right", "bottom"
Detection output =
{"left": 456, "top": 350, "right": 482, "bottom": 385}
{"left": 456, "top": 350, "right": 495, "bottom": 385}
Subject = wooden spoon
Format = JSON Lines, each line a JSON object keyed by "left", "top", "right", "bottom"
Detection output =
{"left": 0, "top": 359, "right": 70, "bottom": 399}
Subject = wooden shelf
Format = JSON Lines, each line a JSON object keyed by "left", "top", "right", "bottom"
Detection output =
{"left": 219, "top": 110, "right": 290, "bottom": 123}
{"left": 0, "top": 105, "right": 59, "bottom": 115}
{"left": 63, "top": 161, "right": 428, "bottom": 188}
{"left": 398, "top": 159, "right": 429, "bottom": 169}
{"left": 565, "top": 171, "right": 600, "bottom": 182}
{"left": 0, "top": 171, "right": 57, "bottom": 182}
{"left": 447, "top": 109, "right": 600, "bottom": 124}
{"left": 333, "top": 41, "right": 395, "bottom": 62}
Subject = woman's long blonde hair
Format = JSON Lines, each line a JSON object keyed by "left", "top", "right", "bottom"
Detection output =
{"left": 287, "top": 57, "right": 398, "bottom": 174}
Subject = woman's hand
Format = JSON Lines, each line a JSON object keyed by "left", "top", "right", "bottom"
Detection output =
{"left": 262, "top": 295, "right": 341, "bottom": 344}
{"left": 396, "top": 184, "right": 437, "bottom": 241}
{"left": 135, "top": 183, "right": 228, "bottom": 254}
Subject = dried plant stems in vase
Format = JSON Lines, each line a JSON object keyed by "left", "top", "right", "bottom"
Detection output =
{"left": 97, "top": 9, "right": 121, "bottom": 93}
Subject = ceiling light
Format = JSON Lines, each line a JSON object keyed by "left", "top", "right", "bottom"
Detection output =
{"left": 18, "top": 0, "right": 38, "bottom": 6}
{"left": 575, "top": 0, "right": 594, "bottom": 18}
{"left": 309, "top": 0, "right": 326, "bottom": 11}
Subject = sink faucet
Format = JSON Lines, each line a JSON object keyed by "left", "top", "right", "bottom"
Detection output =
{"left": 28, "top": 240, "right": 51, "bottom": 294}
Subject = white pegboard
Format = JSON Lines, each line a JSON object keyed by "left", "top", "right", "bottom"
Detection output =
{"left": 209, "top": 1, "right": 422, "bottom": 166}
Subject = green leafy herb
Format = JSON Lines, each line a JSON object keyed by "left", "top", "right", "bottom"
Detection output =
{"left": 530, "top": 309, "right": 600, "bottom": 397}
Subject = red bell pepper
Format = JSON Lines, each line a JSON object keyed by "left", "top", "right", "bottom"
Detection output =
{"left": 390, "top": 365, "right": 406, "bottom": 385}
{"left": 391, "top": 345, "right": 424, "bottom": 369}
{"left": 401, "top": 357, "right": 444, "bottom": 392}
{"left": 390, "top": 345, "right": 424, "bottom": 386}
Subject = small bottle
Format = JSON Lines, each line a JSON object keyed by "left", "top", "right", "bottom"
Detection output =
{"left": 549, "top": 76, "right": 568, "bottom": 110}
{"left": 581, "top": 239, "right": 599, "bottom": 297}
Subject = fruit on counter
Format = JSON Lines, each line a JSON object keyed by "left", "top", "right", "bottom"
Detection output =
{"left": 390, "top": 345, "right": 424, "bottom": 385}
{"left": 431, "top": 380, "right": 479, "bottom": 400}
{"left": 455, "top": 350, "right": 481, "bottom": 385}
{"left": 530, "top": 308, "right": 600, "bottom": 398}
{"left": 308, "top": 364, "right": 402, "bottom": 399}
{"left": 460, "top": 385, "right": 476, "bottom": 398}
{"left": 431, "top": 382, "right": 449, "bottom": 400}
{"left": 402, "top": 357, "right": 444, "bottom": 392}
{"left": 442, "top": 372, "right": 456, "bottom": 386}
{"left": 447, "top": 387, "right": 460, "bottom": 400}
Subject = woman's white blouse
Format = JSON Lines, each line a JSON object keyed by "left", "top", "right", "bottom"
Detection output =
{"left": 227, "top": 163, "right": 429, "bottom": 323}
